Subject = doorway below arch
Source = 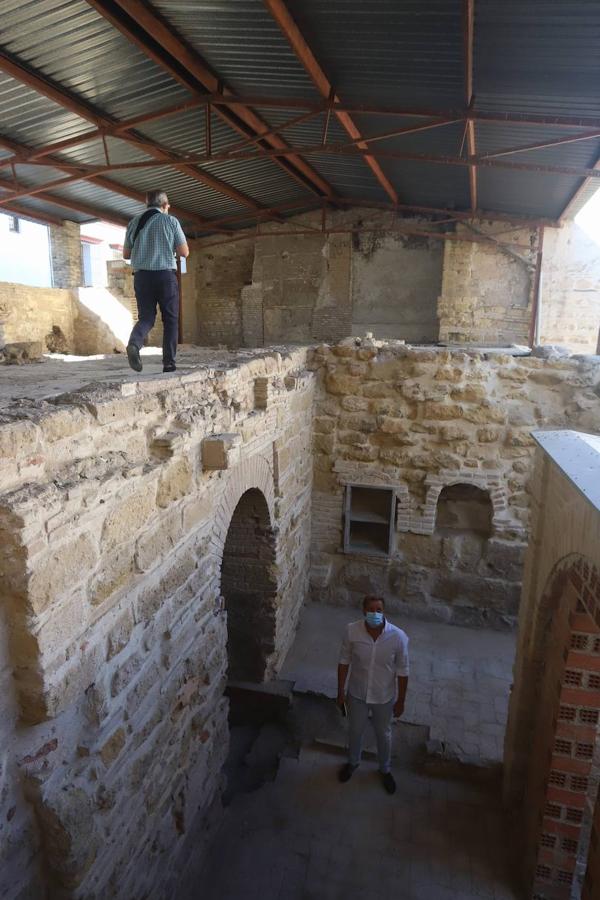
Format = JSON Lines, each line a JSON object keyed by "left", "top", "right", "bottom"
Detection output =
{"left": 221, "top": 488, "right": 278, "bottom": 683}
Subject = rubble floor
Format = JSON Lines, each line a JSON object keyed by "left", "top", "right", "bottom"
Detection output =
{"left": 280, "top": 603, "right": 516, "bottom": 763}
{"left": 0, "top": 345, "right": 280, "bottom": 407}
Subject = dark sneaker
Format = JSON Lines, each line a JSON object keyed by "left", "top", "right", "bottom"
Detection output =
{"left": 381, "top": 772, "right": 396, "bottom": 795}
{"left": 163, "top": 364, "right": 176, "bottom": 373}
{"left": 338, "top": 763, "right": 357, "bottom": 783}
{"left": 126, "top": 344, "right": 142, "bottom": 373}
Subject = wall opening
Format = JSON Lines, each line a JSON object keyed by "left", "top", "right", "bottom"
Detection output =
{"left": 435, "top": 483, "right": 493, "bottom": 538}
{"left": 221, "top": 488, "right": 277, "bottom": 682}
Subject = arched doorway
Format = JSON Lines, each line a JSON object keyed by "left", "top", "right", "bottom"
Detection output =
{"left": 221, "top": 488, "right": 277, "bottom": 683}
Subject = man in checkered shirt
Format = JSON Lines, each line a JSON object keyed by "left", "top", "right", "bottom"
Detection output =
{"left": 123, "top": 190, "right": 189, "bottom": 373}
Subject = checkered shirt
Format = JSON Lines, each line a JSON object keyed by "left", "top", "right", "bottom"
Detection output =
{"left": 124, "top": 208, "right": 186, "bottom": 271}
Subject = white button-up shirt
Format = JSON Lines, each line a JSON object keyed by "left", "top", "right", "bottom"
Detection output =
{"left": 339, "top": 619, "right": 409, "bottom": 704}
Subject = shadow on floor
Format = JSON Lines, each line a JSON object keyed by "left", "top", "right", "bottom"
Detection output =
{"left": 182, "top": 688, "right": 522, "bottom": 900}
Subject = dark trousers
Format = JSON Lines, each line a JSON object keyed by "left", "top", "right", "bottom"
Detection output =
{"left": 129, "top": 269, "right": 179, "bottom": 367}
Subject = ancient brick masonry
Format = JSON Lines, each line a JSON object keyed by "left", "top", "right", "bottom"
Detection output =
{"left": 0, "top": 347, "right": 314, "bottom": 899}
{"left": 308, "top": 340, "right": 600, "bottom": 627}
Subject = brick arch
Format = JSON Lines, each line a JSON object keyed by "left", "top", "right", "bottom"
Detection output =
{"left": 527, "top": 555, "right": 600, "bottom": 900}
{"left": 415, "top": 469, "right": 507, "bottom": 535}
{"left": 211, "top": 454, "right": 276, "bottom": 569}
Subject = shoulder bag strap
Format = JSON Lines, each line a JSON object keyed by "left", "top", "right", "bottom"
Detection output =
{"left": 132, "top": 208, "right": 161, "bottom": 245}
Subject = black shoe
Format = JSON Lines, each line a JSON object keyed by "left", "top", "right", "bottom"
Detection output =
{"left": 381, "top": 772, "right": 396, "bottom": 795}
{"left": 126, "top": 344, "right": 142, "bottom": 373}
{"left": 338, "top": 763, "right": 357, "bottom": 783}
{"left": 163, "top": 364, "right": 176, "bottom": 373}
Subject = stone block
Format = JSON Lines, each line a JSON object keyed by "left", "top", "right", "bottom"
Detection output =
{"left": 477, "top": 427, "right": 501, "bottom": 443}
{"left": 423, "top": 402, "right": 464, "bottom": 421}
{"left": 0, "top": 341, "right": 43, "bottom": 364}
{"left": 134, "top": 510, "right": 182, "bottom": 573}
{"left": 110, "top": 652, "right": 143, "bottom": 698}
{"left": 157, "top": 457, "right": 193, "bottom": 507}
{"left": 325, "top": 372, "right": 362, "bottom": 395}
{"left": 30, "top": 784, "right": 100, "bottom": 889}
{"left": 399, "top": 533, "right": 444, "bottom": 568}
{"left": 462, "top": 404, "right": 507, "bottom": 425}
{"left": 90, "top": 547, "right": 134, "bottom": 607}
{"left": 480, "top": 539, "right": 526, "bottom": 582}
{"left": 439, "top": 424, "right": 470, "bottom": 441}
{"left": 201, "top": 433, "right": 242, "bottom": 471}
{"left": 0, "top": 417, "right": 39, "bottom": 459}
{"left": 99, "top": 727, "right": 126, "bottom": 768}
{"left": 28, "top": 533, "right": 98, "bottom": 615}
{"left": 106, "top": 609, "right": 136, "bottom": 660}
{"left": 101, "top": 488, "right": 157, "bottom": 552}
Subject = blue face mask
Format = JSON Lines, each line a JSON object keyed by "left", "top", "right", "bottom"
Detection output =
{"left": 365, "top": 611, "right": 384, "bottom": 628}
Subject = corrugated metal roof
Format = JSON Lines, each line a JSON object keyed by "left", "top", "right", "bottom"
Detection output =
{"left": 151, "top": 0, "right": 320, "bottom": 99}
{"left": 104, "top": 166, "right": 249, "bottom": 221}
{"left": 477, "top": 168, "right": 580, "bottom": 219}
{"left": 0, "top": 72, "right": 92, "bottom": 147}
{"left": 1, "top": 1, "right": 600, "bottom": 227}
{"left": 1, "top": 0, "right": 191, "bottom": 119}
{"left": 290, "top": 0, "right": 465, "bottom": 108}
{"left": 475, "top": 0, "right": 600, "bottom": 119}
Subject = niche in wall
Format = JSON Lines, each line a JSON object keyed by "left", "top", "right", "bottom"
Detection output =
{"left": 435, "top": 483, "right": 493, "bottom": 538}
{"left": 343, "top": 484, "right": 395, "bottom": 557}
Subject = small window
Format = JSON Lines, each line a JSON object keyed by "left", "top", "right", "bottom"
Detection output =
{"left": 8, "top": 216, "right": 19, "bottom": 233}
{"left": 343, "top": 485, "right": 395, "bottom": 557}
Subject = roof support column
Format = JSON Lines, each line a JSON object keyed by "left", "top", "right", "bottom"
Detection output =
{"left": 49, "top": 221, "right": 82, "bottom": 289}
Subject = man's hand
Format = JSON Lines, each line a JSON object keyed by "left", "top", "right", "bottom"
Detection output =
{"left": 337, "top": 692, "right": 346, "bottom": 710}
{"left": 393, "top": 699, "right": 404, "bottom": 718}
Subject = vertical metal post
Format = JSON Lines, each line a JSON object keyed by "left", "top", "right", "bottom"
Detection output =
{"left": 529, "top": 226, "right": 545, "bottom": 347}
{"left": 176, "top": 256, "right": 183, "bottom": 344}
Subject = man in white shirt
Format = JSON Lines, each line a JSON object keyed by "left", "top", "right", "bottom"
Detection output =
{"left": 337, "top": 595, "right": 409, "bottom": 794}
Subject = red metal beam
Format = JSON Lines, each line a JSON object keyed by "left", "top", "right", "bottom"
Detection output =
{"left": 464, "top": 0, "right": 477, "bottom": 213}
{"left": 86, "top": 0, "right": 335, "bottom": 199}
{"left": 0, "top": 131, "right": 215, "bottom": 230}
{"left": 209, "top": 195, "right": 559, "bottom": 230}
{"left": 28, "top": 139, "right": 600, "bottom": 181}
{"left": 481, "top": 129, "right": 600, "bottom": 160}
{"left": 195, "top": 223, "right": 534, "bottom": 252}
{"left": 8, "top": 87, "right": 600, "bottom": 178}
{"left": 263, "top": 0, "right": 398, "bottom": 203}
{"left": 0, "top": 175, "right": 128, "bottom": 227}
{"left": 0, "top": 202, "right": 64, "bottom": 227}
{"left": 0, "top": 46, "right": 266, "bottom": 216}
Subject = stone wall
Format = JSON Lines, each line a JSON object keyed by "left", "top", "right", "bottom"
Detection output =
{"left": 190, "top": 209, "right": 443, "bottom": 348}
{"left": 438, "top": 222, "right": 535, "bottom": 345}
{"left": 540, "top": 223, "right": 600, "bottom": 354}
{"left": 0, "top": 282, "right": 76, "bottom": 351}
{"left": 194, "top": 240, "right": 254, "bottom": 347}
{"left": 309, "top": 340, "right": 600, "bottom": 628}
{"left": 0, "top": 347, "right": 314, "bottom": 899}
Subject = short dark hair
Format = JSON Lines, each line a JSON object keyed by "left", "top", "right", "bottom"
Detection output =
{"left": 147, "top": 190, "right": 168, "bottom": 208}
{"left": 363, "top": 595, "right": 385, "bottom": 610}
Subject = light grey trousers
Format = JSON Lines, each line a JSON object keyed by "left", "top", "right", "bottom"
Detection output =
{"left": 347, "top": 694, "right": 394, "bottom": 773}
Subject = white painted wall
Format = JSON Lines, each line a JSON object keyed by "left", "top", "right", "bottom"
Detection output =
{"left": 0, "top": 213, "right": 52, "bottom": 287}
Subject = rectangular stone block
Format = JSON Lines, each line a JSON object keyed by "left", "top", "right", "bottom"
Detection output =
{"left": 201, "top": 433, "right": 242, "bottom": 471}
